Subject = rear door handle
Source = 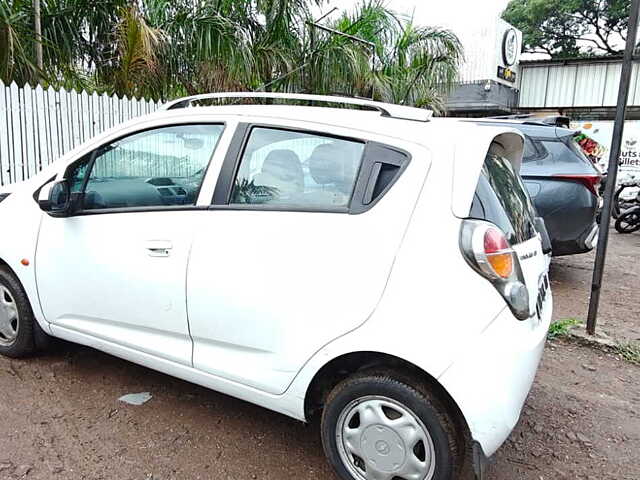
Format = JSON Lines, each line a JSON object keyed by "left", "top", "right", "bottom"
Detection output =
{"left": 145, "top": 240, "right": 173, "bottom": 257}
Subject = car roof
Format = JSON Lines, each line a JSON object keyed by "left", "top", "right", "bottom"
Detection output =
{"left": 144, "top": 104, "right": 521, "bottom": 145}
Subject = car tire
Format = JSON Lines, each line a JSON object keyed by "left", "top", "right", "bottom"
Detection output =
{"left": 614, "top": 209, "right": 640, "bottom": 234}
{"left": 0, "top": 266, "right": 41, "bottom": 358}
{"left": 321, "top": 372, "right": 462, "bottom": 480}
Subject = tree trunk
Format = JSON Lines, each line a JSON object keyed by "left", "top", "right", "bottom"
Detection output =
{"left": 34, "top": 0, "right": 44, "bottom": 78}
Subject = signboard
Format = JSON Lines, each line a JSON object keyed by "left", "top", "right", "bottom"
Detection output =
{"left": 571, "top": 120, "right": 640, "bottom": 184}
{"left": 502, "top": 28, "right": 519, "bottom": 66}
{"left": 497, "top": 66, "right": 517, "bottom": 83}
{"left": 494, "top": 19, "right": 522, "bottom": 86}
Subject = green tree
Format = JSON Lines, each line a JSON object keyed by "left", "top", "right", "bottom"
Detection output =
{"left": 502, "top": 0, "right": 631, "bottom": 58}
{"left": 0, "top": 0, "right": 463, "bottom": 112}
{"left": 298, "top": 1, "right": 463, "bottom": 112}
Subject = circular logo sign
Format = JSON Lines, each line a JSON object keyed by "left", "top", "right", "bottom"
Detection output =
{"left": 502, "top": 28, "right": 518, "bottom": 67}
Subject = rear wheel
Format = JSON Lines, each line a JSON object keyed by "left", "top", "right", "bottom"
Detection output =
{"left": 321, "top": 373, "right": 462, "bottom": 480}
{"left": 0, "top": 267, "right": 41, "bottom": 358}
{"left": 615, "top": 209, "right": 640, "bottom": 234}
{"left": 612, "top": 189, "right": 623, "bottom": 219}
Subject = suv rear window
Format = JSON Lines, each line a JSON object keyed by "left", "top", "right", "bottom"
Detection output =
{"left": 470, "top": 152, "right": 537, "bottom": 244}
{"left": 524, "top": 138, "right": 587, "bottom": 165}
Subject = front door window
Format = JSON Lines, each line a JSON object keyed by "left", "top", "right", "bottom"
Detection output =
{"left": 67, "top": 124, "right": 224, "bottom": 209}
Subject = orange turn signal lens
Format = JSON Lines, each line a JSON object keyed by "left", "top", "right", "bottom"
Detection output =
{"left": 483, "top": 228, "right": 514, "bottom": 279}
{"left": 486, "top": 252, "right": 513, "bottom": 279}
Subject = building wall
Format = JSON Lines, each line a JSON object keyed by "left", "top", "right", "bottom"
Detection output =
{"left": 455, "top": 18, "right": 522, "bottom": 86}
{"left": 519, "top": 58, "right": 640, "bottom": 111}
{"left": 445, "top": 19, "right": 522, "bottom": 115}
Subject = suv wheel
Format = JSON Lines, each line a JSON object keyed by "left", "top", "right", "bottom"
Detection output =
{"left": 321, "top": 373, "right": 461, "bottom": 480}
{"left": 0, "top": 267, "right": 40, "bottom": 358}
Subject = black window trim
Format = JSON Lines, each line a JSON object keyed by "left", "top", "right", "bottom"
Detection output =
{"left": 211, "top": 122, "right": 411, "bottom": 215}
{"left": 60, "top": 121, "right": 227, "bottom": 216}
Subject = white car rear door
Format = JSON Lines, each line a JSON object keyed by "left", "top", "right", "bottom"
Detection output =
{"left": 186, "top": 120, "right": 431, "bottom": 394}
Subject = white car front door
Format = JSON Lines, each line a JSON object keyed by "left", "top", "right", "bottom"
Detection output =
{"left": 187, "top": 122, "right": 430, "bottom": 394}
{"left": 36, "top": 123, "right": 226, "bottom": 365}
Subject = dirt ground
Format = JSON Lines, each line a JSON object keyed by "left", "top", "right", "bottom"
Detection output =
{"left": 0, "top": 231, "right": 638, "bottom": 480}
{"left": 551, "top": 228, "right": 640, "bottom": 344}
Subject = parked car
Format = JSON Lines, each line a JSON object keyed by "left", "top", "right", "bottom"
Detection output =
{"left": 474, "top": 119, "right": 602, "bottom": 256}
{"left": 0, "top": 93, "right": 552, "bottom": 480}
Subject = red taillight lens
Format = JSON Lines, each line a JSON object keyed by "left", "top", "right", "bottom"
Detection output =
{"left": 483, "top": 228, "right": 513, "bottom": 279}
{"left": 553, "top": 174, "right": 601, "bottom": 196}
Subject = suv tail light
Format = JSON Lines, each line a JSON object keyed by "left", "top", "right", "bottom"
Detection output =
{"left": 460, "top": 219, "right": 530, "bottom": 320}
{"left": 553, "top": 174, "right": 601, "bottom": 196}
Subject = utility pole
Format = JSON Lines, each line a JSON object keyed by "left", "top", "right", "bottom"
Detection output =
{"left": 586, "top": 0, "right": 640, "bottom": 335}
{"left": 34, "top": 0, "right": 44, "bottom": 77}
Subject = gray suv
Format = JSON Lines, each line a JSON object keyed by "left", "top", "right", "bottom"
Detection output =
{"left": 475, "top": 119, "right": 601, "bottom": 256}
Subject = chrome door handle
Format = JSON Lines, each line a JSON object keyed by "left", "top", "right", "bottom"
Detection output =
{"left": 145, "top": 240, "right": 173, "bottom": 257}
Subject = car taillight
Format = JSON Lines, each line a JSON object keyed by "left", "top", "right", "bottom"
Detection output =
{"left": 553, "top": 174, "right": 601, "bottom": 196}
{"left": 460, "top": 219, "right": 530, "bottom": 320}
{"left": 483, "top": 228, "right": 514, "bottom": 279}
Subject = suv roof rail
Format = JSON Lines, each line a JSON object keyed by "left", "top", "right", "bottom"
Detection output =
{"left": 160, "top": 92, "right": 433, "bottom": 122}
{"left": 483, "top": 113, "right": 572, "bottom": 129}
{"left": 485, "top": 114, "right": 535, "bottom": 120}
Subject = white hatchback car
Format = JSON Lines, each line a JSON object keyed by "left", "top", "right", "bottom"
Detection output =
{"left": 0, "top": 93, "right": 552, "bottom": 480}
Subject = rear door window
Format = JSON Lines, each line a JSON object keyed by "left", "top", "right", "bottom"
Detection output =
{"left": 230, "top": 127, "right": 365, "bottom": 209}
{"left": 470, "top": 152, "right": 537, "bottom": 244}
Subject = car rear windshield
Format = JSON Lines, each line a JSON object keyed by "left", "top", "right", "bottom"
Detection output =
{"left": 469, "top": 153, "right": 537, "bottom": 245}
{"left": 524, "top": 138, "right": 588, "bottom": 165}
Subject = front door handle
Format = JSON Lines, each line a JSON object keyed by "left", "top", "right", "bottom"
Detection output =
{"left": 145, "top": 240, "right": 173, "bottom": 257}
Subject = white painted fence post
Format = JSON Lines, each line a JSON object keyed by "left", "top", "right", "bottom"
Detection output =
{"left": 0, "top": 80, "right": 160, "bottom": 186}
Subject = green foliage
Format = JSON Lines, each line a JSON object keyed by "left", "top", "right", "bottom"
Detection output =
{"left": 502, "top": 0, "right": 631, "bottom": 58}
{"left": 615, "top": 342, "right": 640, "bottom": 365}
{"left": 0, "top": 0, "right": 462, "bottom": 110}
{"left": 547, "top": 317, "right": 581, "bottom": 339}
{"left": 231, "top": 178, "right": 279, "bottom": 204}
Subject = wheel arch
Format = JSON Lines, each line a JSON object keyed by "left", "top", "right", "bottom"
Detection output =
{"left": 303, "top": 350, "right": 471, "bottom": 441}
{"left": 0, "top": 253, "right": 50, "bottom": 337}
{"left": 0, "top": 256, "right": 19, "bottom": 278}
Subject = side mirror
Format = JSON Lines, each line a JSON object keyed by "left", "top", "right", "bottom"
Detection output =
{"left": 38, "top": 180, "right": 72, "bottom": 216}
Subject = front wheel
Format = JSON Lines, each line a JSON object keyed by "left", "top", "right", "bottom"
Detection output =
{"left": 0, "top": 267, "right": 40, "bottom": 358}
{"left": 321, "top": 373, "right": 462, "bottom": 480}
{"left": 615, "top": 209, "right": 640, "bottom": 234}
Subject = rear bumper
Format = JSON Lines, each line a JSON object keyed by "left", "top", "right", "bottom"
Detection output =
{"left": 524, "top": 177, "right": 599, "bottom": 256}
{"left": 438, "top": 298, "right": 551, "bottom": 457}
{"left": 552, "top": 221, "right": 598, "bottom": 256}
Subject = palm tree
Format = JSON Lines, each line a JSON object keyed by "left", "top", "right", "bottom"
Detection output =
{"left": 143, "top": 0, "right": 256, "bottom": 97}
{"left": 110, "top": 4, "right": 165, "bottom": 98}
{"left": 0, "top": 0, "right": 463, "bottom": 113}
{"left": 0, "top": 0, "right": 38, "bottom": 84}
{"left": 302, "top": 1, "right": 463, "bottom": 113}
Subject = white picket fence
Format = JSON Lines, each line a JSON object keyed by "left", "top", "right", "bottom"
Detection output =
{"left": 0, "top": 81, "right": 160, "bottom": 186}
